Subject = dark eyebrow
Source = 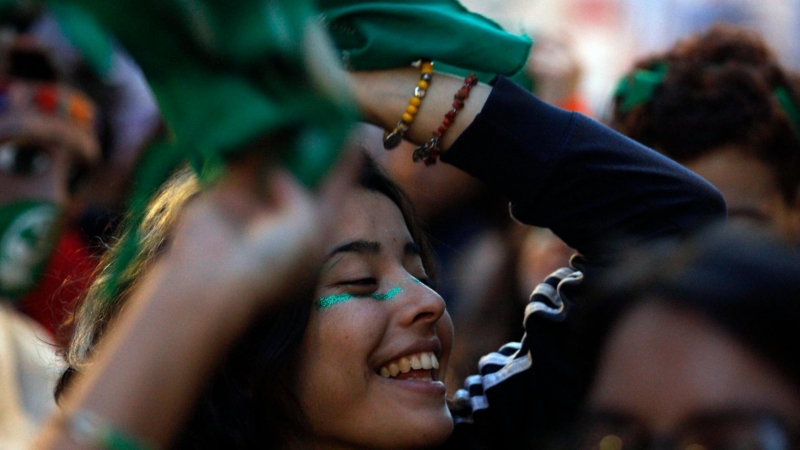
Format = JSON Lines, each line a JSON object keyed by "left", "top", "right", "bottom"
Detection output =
{"left": 327, "top": 240, "right": 381, "bottom": 259}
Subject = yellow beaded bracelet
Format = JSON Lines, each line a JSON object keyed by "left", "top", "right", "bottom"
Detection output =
{"left": 383, "top": 60, "right": 433, "bottom": 150}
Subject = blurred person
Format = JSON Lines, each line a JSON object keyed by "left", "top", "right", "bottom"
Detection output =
{"left": 13, "top": 9, "right": 161, "bottom": 341}
{"left": 525, "top": 34, "right": 591, "bottom": 116}
{"left": 516, "top": 226, "right": 575, "bottom": 301}
{"left": 612, "top": 24, "right": 800, "bottom": 243}
{"left": 549, "top": 225, "right": 800, "bottom": 450}
{"left": 0, "top": 36, "right": 99, "bottom": 448}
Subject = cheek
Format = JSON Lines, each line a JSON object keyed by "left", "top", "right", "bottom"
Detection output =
{"left": 436, "top": 311, "right": 455, "bottom": 369}
{"left": 292, "top": 304, "right": 389, "bottom": 406}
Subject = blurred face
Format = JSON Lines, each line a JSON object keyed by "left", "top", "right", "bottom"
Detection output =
{"left": 582, "top": 301, "right": 800, "bottom": 449}
{"left": 0, "top": 128, "right": 96, "bottom": 298}
{"left": 291, "top": 188, "right": 454, "bottom": 449}
{"left": 0, "top": 138, "right": 91, "bottom": 208}
{"left": 684, "top": 146, "right": 800, "bottom": 242}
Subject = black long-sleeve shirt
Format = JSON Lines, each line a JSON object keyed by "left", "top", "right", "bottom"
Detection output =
{"left": 441, "top": 77, "right": 726, "bottom": 448}
{"left": 443, "top": 76, "right": 725, "bottom": 264}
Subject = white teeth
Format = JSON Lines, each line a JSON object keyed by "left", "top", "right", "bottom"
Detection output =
{"left": 420, "top": 353, "right": 432, "bottom": 370}
{"left": 378, "top": 351, "right": 439, "bottom": 379}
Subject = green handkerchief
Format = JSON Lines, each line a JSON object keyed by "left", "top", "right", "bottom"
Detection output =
{"left": 320, "top": 0, "right": 532, "bottom": 75}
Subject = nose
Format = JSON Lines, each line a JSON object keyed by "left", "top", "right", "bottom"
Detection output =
{"left": 397, "top": 277, "right": 447, "bottom": 329}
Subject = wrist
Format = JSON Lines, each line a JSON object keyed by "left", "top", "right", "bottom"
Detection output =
{"left": 350, "top": 67, "right": 421, "bottom": 127}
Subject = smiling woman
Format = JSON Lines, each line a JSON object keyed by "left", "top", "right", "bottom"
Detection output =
{"left": 291, "top": 183, "right": 454, "bottom": 449}
{"left": 56, "top": 154, "right": 454, "bottom": 449}
{"left": 44, "top": 58, "right": 727, "bottom": 449}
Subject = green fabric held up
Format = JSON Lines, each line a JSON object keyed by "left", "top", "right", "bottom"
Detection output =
{"left": 48, "top": 0, "right": 356, "bottom": 188}
{"left": 45, "top": 0, "right": 357, "bottom": 302}
{"left": 46, "top": 2, "right": 112, "bottom": 74}
{"left": 36, "top": 0, "right": 531, "bottom": 304}
{"left": 320, "top": 0, "right": 532, "bottom": 76}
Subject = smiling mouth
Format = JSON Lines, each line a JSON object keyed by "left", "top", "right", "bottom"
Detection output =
{"left": 377, "top": 351, "right": 440, "bottom": 381}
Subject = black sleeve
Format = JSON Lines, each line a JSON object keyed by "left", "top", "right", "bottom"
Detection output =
{"left": 441, "top": 76, "right": 726, "bottom": 262}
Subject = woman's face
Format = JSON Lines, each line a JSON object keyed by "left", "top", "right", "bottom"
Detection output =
{"left": 684, "top": 146, "right": 800, "bottom": 243}
{"left": 582, "top": 301, "right": 800, "bottom": 449}
{"left": 0, "top": 138, "right": 89, "bottom": 208}
{"left": 291, "top": 187, "right": 454, "bottom": 449}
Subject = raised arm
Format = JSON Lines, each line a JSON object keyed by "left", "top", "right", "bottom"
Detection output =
{"left": 352, "top": 69, "right": 726, "bottom": 262}
{"left": 36, "top": 151, "right": 356, "bottom": 449}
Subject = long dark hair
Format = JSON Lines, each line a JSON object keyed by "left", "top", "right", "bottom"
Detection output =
{"left": 56, "top": 152, "right": 436, "bottom": 448}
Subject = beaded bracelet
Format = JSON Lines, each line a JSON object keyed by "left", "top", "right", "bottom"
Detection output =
{"left": 413, "top": 73, "right": 478, "bottom": 166}
{"left": 383, "top": 60, "right": 434, "bottom": 150}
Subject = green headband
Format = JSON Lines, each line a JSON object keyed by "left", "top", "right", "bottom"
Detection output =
{"left": 614, "top": 63, "right": 800, "bottom": 143}
{"left": 614, "top": 63, "right": 668, "bottom": 113}
{"left": 774, "top": 87, "right": 800, "bottom": 139}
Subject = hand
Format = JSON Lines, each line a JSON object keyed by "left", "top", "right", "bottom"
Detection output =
{"left": 526, "top": 34, "right": 583, "bottom": 106}
{"left": 160, "top": 148, "right": 360, "bottom": 315}
{"left": 348, "top": 67, "right": 491, "bottom": 152}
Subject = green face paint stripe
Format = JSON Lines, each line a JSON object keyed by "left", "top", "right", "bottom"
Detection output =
{"left": 371, "top": 286, "right": 402, "bottom": 301}
{"left": 315, "top": 285, "right": 403, "bottom": 310}
{"left": 316, "top": 292, "right": 355, "bottom": 310}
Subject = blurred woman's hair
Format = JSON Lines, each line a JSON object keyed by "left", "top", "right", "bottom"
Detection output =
{"left": 56, "top": 152, "right": 436, "bottom": 448}
{"left": 611, "top": 24, "right": 800, "bottom": 204}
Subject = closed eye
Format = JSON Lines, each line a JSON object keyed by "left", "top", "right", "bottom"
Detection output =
{"left": 338, "top": 277, "right": 378, "bottom": 287}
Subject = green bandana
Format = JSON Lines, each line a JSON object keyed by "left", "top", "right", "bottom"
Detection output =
{"left": 48, "top": 0, "right": 357, "bottom": 187}
{"left": 42, "top": 0, "right": 359, "bottom": 300}
{"left": 6, "top": 0, "right": 531, "bottom": 303}
{"left": 319, "top": 0, "right": 531, "bottom": 76}
{"left": 0, "top": 201, "right": 59, "bottom": 301}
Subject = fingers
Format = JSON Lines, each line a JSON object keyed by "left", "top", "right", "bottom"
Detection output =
{"left": 165, "top": 144, "right": 364, "bottom": 313}
{"left": 315, "top": 144, "right": 362, "bottom": 223}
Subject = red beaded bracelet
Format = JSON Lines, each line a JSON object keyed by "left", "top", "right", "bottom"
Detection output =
{"left": 413, "top": 73, "right": 478, "bottom": 166}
